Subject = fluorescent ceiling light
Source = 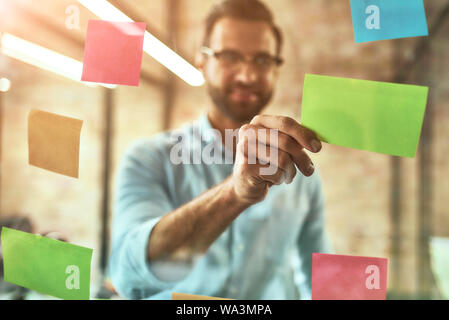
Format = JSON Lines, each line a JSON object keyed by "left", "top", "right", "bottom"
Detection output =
{"left": 77, "top": 0, "right": 205, "bottom": 87}
{"left": 0, "top": 33, "right": 116, "bottom": 89}
{"left": 0, "top": 77, "right": 11, "bottom": 92}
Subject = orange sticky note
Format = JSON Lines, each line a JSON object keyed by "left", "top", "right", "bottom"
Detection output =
{"left": 81, "top": 20, "right": 146, "bottom": 86}
{"left": 312, "top": 253, "right": 388, "bottom": 300}
{"left": 172, "top": 292, "right": 231, "bottom": 300}
{"left": 28, "top": 109, "right": 83, "bottom": 178}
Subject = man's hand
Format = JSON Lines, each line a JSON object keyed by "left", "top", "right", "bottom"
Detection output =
{"left": 231, "top": 115, "right": 322, "bottom": 205}
{"left": 148, "top": 116, "right": 322, "bottom": 261}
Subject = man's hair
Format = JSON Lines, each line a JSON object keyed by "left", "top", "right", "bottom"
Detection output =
{"left": 203, "top": 0, "right": 283, "bottom": 56}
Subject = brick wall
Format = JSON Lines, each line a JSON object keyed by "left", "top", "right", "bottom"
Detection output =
{"left": 0, "top": 0, "right": 447, "bottom": 299}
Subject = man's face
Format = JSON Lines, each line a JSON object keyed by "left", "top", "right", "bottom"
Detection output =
{"left": 201, "top": 18, "right": 280, "bottom": 123}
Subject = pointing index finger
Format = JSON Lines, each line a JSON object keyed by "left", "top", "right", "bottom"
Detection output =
{"left": 250, "top": 115, "right": 322, "bottom": 153}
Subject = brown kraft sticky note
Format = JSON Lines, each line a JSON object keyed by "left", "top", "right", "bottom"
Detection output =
{"left": 172, "top": 292, "right": 232, "bottom": 300}
{"left": 28, "top": 109, "right": 83, "bottom": 178}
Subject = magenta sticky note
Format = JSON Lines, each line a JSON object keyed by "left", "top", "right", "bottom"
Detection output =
{"left": 81, "top": 20, "right": 146, "bottom": 86}
{"left": 312, "top": 253, "right": 388, "bottom": 300}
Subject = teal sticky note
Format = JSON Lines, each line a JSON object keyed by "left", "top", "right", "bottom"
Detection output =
{"left": 350, "top": 0, "right": 428, "bottom": 43}
{"left": 1, "top": 227, "right": 93, "bottom": 300}
{"left": 301, "top": 74, "right": 428, "bottom": 157}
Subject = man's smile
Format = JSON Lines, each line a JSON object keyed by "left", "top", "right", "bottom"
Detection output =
{"left": 229, "top": 88, "right": 259, "bottom": 103}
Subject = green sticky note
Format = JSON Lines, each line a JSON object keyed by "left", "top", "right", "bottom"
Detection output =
{"left": 301, "top": 74, "right": 428, "bottom": 157}
{"left": 1, "top": 227, "right": 93, "bottom": 300}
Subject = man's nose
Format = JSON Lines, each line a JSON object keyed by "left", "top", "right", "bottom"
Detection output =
{"left": 234, "top": 62, "right": 258, "bottom": 84}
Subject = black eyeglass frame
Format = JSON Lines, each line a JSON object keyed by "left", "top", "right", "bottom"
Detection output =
{"left": 200, "top": 46, "right": 284, "bottom": 68}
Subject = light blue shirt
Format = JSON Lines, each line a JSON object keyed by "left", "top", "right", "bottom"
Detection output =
{"left": 109, "top": 114, "right": 332, "bottom": 300}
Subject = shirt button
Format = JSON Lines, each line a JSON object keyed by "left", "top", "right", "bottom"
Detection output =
{"left": 237, "top": 244, "right": 244, "bottom": 252}
{"left": 229, "top": 286, "right": 238, "bottom": 296}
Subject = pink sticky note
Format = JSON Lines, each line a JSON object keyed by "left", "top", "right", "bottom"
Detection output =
{"left": 81, "top": 20, "right": 146, "bottom": 86}
{"left": 312, "top": 253, "right": 388, "bottom": 300}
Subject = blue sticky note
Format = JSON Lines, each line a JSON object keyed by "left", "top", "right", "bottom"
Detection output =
{"left": 350, "top": 0, "right": 428, "bottom": 43}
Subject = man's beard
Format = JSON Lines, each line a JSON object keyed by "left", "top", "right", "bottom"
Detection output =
{"left": 207, "top": 83, "right": 273, "bottom": 123}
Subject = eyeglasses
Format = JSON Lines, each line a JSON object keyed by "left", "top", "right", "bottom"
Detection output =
{"left": 201, "top": 46, "right": 284, "bottom": 72}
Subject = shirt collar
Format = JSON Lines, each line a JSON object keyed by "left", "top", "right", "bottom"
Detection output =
{"left": 198, "top": 113, "right": 218, "bottom": 144}
{"left": 193, "top": 113, "right": 235, "bottom": 165}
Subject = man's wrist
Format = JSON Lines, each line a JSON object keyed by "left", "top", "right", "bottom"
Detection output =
{"left": 222, "top": 175, "right": 255, "bottom": 210}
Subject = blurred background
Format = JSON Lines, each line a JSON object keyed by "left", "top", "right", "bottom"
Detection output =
{"left": 0, "top": 0, "right": 448, "bottom": 300}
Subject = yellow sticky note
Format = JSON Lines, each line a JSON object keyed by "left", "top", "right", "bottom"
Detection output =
{"left": 28, "top": 109, "right": 83, "bottom": 178}
{"left": 172, "top": 292, "right": 232, "bottom": 300}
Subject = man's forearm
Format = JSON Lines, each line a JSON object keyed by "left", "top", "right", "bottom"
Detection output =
{"left": 147, "top": 176, "right": 251, "bottom": 262}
